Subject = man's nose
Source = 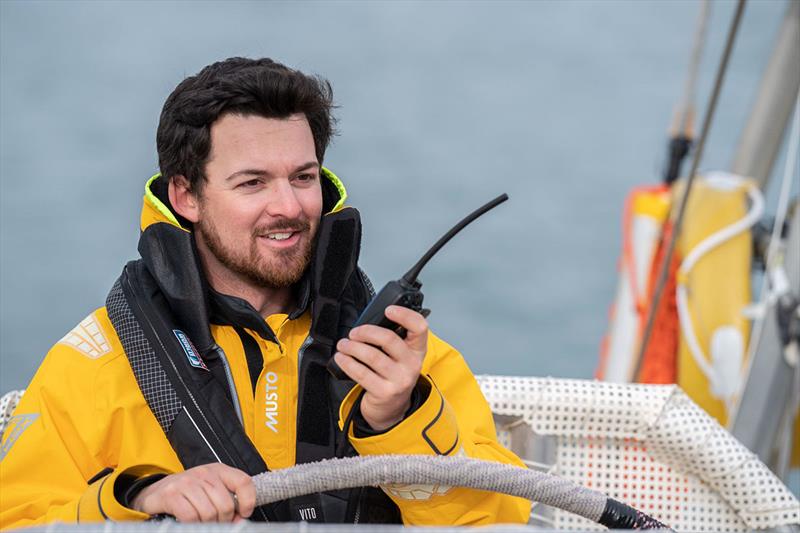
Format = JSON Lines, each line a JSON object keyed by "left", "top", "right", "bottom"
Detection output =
{"left": 265, "top": 178, "right": 303, "bottom": 219}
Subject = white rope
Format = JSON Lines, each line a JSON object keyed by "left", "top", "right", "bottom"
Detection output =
{"left": 253, "top": 455, "right": 609, "bottom": 523}
{"left": 524, "top": 458, "right": 559, "bottom": 518}
{"left": 675, "top": 177, "right": 765, "bottom": 412}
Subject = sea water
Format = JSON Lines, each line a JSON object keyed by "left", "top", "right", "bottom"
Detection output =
{"left": 1, "top": 0, "right": 797, "bottom": 492}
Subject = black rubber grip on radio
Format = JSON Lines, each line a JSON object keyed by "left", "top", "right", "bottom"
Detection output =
{"left": 326, "top": 281, "right": 425, "bottom": 379}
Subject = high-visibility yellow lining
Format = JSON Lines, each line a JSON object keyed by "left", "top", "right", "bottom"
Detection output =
{"left": 144, "top": 173, "right": 183, "bottom": 228}
{"left": 322, "top": 167, "right": 347, "bottom": 212}
{"left": 145, "top": 168, "right": 347, "bottom": 224}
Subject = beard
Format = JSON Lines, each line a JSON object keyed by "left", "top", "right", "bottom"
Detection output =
{"left": 196, "top": 215, "right": 315, "bottom": 290}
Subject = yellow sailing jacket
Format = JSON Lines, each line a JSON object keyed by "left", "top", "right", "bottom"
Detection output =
{"left": 0, "top": 172, "right": 531, "bottom": 529}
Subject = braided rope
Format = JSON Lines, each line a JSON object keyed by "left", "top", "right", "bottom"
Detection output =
{"left": 253, "top": 455, "right": 669, "bottom": 528}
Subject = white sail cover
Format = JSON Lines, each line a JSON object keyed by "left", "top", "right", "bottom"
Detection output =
{"left": 479, "top": 375, "right": 800, "bottom": 531}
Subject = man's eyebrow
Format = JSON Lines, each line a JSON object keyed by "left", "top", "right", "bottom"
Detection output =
{"left": 226, "top": 169, "right": 268, "bottom": 181}
{"left": 294, "top": 161, "right": 320, "bottom": 173}
{"left": 225, "top": 161, "right": 319, "bottom": 182}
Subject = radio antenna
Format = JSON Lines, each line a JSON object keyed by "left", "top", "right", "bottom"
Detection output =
{"left": 402, "top": 193, "right": 508, "bottom": 284}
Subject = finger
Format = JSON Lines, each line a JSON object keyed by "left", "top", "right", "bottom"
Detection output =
{"left": 349, "top": 323, "right": 424, "bottom": 371}
{"left": 216, "top": 465, "right": 256, "bottom": 519}
{"left": 385, "top": 307, "right": 428, "bottom": 354}
{"left": 171, "top": 492, "right": 201, "bottom": 523}
{"left": 348, "top": 324, "right": 408, "bottom": 360}
{"left": 182, "top": 484, "right": 217, "bottom": 522}
{"left": 385, "top": 305, "right": 428, "bottom": 345}
{"left": 337, "top": 338, "right": 396, "bottom": 379}
{"left": 236, "top": 491, "right": 256, "bottom": 520}
{"left": 334, "top": 351, "right": 392, "bottom": 392}
{"left": 231, "top": 480, "right": 256, "bottom": 519}
{"left": 201, "top": 479, "right": 236, "bottom": 522}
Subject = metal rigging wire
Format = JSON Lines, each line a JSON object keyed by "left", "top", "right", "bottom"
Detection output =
{"left": 634, "top": 0, "right": 748, "bottom": 379}
{"left": 664, "top": 0, "right": 712, "bottom": 184}
{"left": 677, "top": 0, "right": 712, "bottom": 136}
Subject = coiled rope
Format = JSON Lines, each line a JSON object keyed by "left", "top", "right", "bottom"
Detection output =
{"left": 253, "top": 455, "right": 671, "bottom": 530}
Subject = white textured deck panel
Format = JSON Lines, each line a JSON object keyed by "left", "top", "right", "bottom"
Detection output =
{"left": 479, "top": 375, "right": 800, "bottom": 531}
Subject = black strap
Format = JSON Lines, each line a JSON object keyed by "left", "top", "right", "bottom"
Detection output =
{"left": 308, "top": 208, "right": 362, "bottom": 346}
{"left": 297, "top": 207, "right": 365, "bottom": 462}
{"left": 107, "top": 263, "right": 283, "bottom": 522}
{"left": 234, "top": 326, "right": 263, "bottom": 394}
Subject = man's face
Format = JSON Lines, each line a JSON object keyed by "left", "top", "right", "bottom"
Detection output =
{"left": 193, "top": 113, "right": 323, "bottom": 290}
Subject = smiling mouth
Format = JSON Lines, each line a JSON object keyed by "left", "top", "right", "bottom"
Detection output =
{"left": 265, "top": 232, "right": 295, "bottom": 241}
{"left": 257, "top": 229, "right": 304, "bottom": 247}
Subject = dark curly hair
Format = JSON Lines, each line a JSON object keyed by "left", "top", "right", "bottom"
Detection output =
{"left": 156, "top": 57, "right": 336, "bottom": 190}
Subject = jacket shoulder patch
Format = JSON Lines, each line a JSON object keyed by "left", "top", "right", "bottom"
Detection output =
{"left": 0, "top": 413, "right": 38, "bottom": 461}
{"left": 384, "top": 482, "right": 451, "bottom": 501}
{"left": 57, "top": 312, "right": 112, "bottom": 359}
{"left": 382, "top": 447, "right": 463, "bottom": 500}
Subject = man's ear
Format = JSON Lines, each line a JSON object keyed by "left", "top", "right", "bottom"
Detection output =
{"left": 168, "top": 175, "right": 201, "bottom": 223}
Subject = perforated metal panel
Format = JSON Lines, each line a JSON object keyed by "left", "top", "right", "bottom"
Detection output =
{"left": 479, "top": 375, "right": 800, "bottom": 531}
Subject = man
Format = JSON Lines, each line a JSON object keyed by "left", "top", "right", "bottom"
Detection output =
{"left": 0, "top": 57, "right": 530, "bottom": 527}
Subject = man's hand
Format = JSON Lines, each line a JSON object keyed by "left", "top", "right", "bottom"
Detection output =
{"left": 130, "top": 463, "right": 255, "bottom": 522}
{"left": 333, "top": 305, "right": 428, "bottom": 431}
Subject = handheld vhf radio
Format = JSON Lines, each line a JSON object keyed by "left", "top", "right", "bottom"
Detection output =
{"left": 327, "top": 193, "right": 509, "bottom": 380}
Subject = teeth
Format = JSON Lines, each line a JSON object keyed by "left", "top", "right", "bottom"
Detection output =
{"left": 266, "top": 232, "right": 293, "bottom": 241}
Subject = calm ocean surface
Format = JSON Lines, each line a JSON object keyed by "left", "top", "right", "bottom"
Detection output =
{"left": 1, "top": 0, "right": 797, "bottom": 490}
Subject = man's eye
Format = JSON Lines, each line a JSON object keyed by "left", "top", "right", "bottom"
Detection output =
{"left": 239, "top": 179, "right": 261, "bottom": 188}
{"left": 295, "top": 173, "right": 316, "bottom": 183}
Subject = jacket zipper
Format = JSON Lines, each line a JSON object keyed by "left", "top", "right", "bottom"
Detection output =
{"left": 211, "top": 343, "right": 244, "bottom": 426}
{"left": 297, "top": 335, "right": 313, "bottom": 368}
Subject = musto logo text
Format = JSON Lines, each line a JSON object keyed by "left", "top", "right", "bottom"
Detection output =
{"left": 265, "top": 371, "right": 279, "bottom": 433}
